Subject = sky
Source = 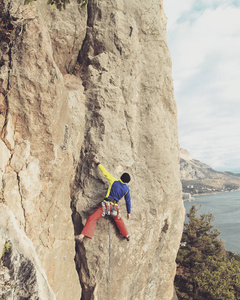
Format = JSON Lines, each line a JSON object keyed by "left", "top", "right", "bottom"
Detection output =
{"left": 163, "top": 0, "right": 240, "bottom": 173}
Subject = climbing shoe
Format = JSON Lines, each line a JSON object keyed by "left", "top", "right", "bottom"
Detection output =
{"left": 125, "top": 236, "right": 130, "bottom": 242}
{"left": 75, "top": 235, "right": 84, "bottom": 242}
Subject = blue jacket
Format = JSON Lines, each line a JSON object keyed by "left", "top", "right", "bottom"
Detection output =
{"left": 97, "top": 163, "right": 131, "bottom": 214}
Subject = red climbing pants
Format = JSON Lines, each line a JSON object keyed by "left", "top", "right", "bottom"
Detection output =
{"left": 81, "top": 204, "right": 128, "bottom": 239}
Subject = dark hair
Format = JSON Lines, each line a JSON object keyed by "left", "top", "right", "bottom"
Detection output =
{"left": 121, "top": 173, "right": 131, "bottom": 183}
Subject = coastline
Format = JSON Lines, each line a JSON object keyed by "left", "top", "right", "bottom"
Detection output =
{"left": 183, "top": 188, "right": 240, "bottom": 202}
{"left": 193, "top": 188, "right": 240, "bottom": 197}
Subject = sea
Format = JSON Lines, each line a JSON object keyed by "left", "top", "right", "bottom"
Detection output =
{"left": 184, "top": 190, "right": 240, "bottom": 254}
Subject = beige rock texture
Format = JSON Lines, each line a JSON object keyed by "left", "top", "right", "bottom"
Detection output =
{"left": 0, "top": 0, "right": 184, "bottom": 299}
{"left": 0, "top": 204, "right": 56, "bottom": 299}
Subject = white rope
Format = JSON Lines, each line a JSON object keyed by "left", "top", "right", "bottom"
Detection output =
{"left": 108, "top": 218, "right": 111, "bottom": 300}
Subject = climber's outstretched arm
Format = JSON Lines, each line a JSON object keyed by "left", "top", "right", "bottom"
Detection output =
{"left": 92, "top": 156, "right": 116, "bottom": 184}
{"left": 92, "top": 157, "right": 99, "bottom": 164}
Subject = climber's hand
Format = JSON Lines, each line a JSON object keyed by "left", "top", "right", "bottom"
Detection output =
{"left": 127, "top": 213, "right": 130, "bottom": 220}
{"left": 93, "top": 156, "right": 99, "bottom": 164}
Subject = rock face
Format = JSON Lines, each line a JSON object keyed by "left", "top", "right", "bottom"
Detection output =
{"left": 0, "top": 204, "right": 55, "bottom": 299}
{"left": 180, "top": 148, "right": 240, "bottom": 195}
{"left": 0, "top": 1, "right": 183, "bottom": 299}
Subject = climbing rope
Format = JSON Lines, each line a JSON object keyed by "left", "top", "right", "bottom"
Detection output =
{"left": 108, "top": 218, "right": 111, "bottom": 300}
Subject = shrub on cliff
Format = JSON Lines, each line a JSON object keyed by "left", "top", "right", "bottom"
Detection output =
{"left": 175, "top": 205, "right": 240, "bottom": 299}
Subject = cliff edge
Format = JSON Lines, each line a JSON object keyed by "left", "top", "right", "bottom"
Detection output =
{"left": 0, "top": 1, "right": 184, "bottom": 299}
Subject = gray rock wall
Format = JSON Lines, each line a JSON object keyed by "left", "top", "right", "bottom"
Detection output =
{"left": 0, "top": 0, "right": 184, "bottom": 299}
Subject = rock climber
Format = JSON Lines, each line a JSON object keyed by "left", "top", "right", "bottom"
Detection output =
{"left": 75, "top": 156, "right": 131, "bottom": 242}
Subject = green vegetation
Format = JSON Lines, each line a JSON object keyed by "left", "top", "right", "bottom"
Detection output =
{"left": 24, "top": 0, "right": 88, "bottom": 10}
{"left": 1, "top": 242, "right": 12, "bottom": 261}
{"left": 175, "top": 205, "right": 240, "bottom": 299}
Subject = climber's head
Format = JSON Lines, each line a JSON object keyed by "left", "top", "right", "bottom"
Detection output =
{"left": 120, "top": 173, "right": 131, "bottom": 183}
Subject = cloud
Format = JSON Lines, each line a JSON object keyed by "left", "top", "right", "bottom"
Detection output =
{"left": 168, "top": 5, "right": 240, "bottom": 83}
{"left": 164, "top": 1, "right": 240, "bottom": 172}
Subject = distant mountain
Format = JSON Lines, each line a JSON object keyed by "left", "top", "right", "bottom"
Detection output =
{"left": 180, "top": 149, "right": 240, "bottom": 198}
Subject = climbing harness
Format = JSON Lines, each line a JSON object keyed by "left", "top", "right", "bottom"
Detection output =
{"left": 61, "top": 124, "right": 69, "bottom": 150}
{"left": 110, "top": 205, "right": 118, "bottom": 217}
{"left": 102, "top": 199, "right": 120, "bottom": 218}
{"left": 107, "top": 201, "right": 111, "bottom": 216}
{"left": 101, "top": 201, "right": 106, "bottom": 217}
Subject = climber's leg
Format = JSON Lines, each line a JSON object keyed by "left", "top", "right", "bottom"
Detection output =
{"left": 81, "top": 206, "right": 103, "bottom": 239}
{"left": 113, "top": 215, "right": 129, "bottom": 238}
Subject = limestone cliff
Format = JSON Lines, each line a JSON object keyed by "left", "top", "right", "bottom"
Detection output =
{"left": 0, "top": 1, "right": 184, "bottom": 299}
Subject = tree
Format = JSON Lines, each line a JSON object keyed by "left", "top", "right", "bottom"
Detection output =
{"left": 24, "top": 0, "right": 88, "bottom": 11}
{"left": 196, "top": 258, "right": 240, "bottom": 300}
{"left": 175, "top": 205, "right": 240, "bottom": 299}
{"left": 175, "top": 205, "right": 226, "bottom": 299}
